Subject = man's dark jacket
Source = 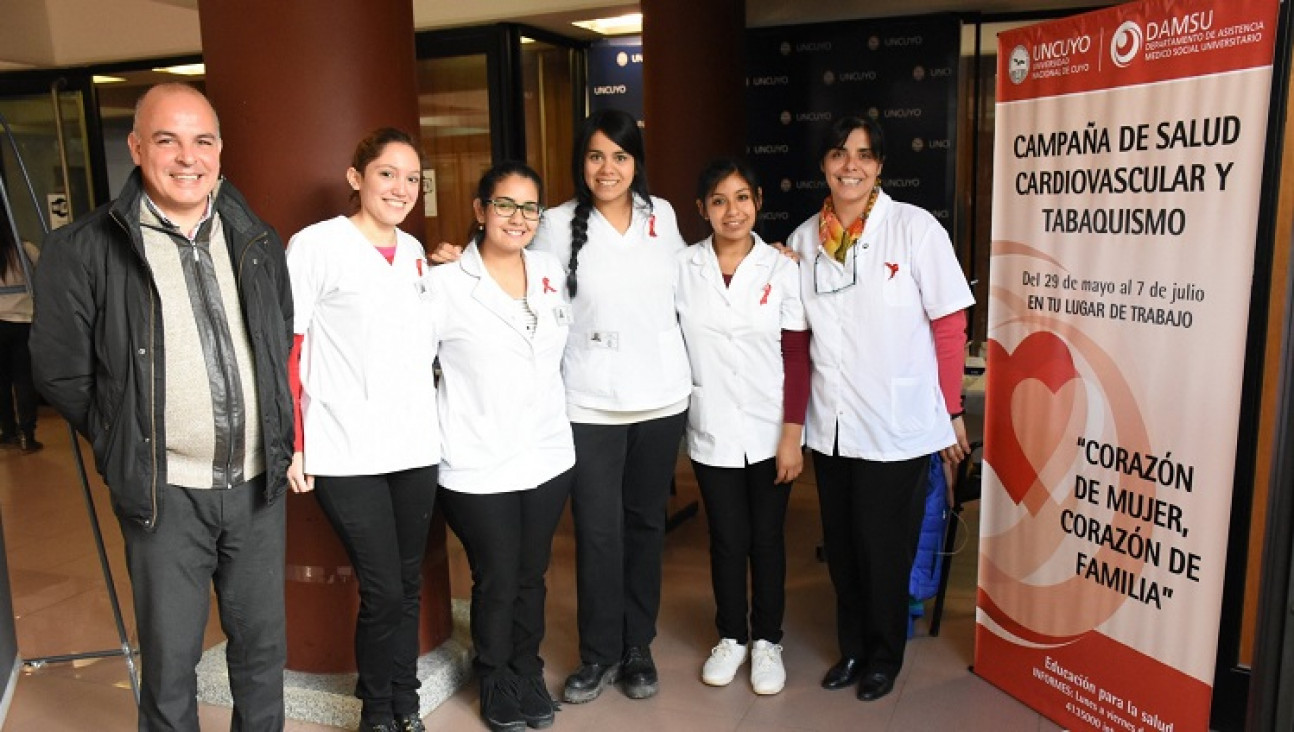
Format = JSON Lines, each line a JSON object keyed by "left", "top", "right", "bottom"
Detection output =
{"left": 30, "top": 169, "right": 294, "bottom": 530}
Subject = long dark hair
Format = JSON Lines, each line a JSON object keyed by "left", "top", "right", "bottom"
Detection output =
{"left": 471, "top": 160, "right": 545, "bottom": 247}
{"left": 566, "top": 109, "right": 652, "bottom": 297}
{"left": 0, "top": 201, "right": 19, "bottom": 282}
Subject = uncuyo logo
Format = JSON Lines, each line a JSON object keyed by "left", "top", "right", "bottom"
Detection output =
{"left": 1110, "top": 20, "right": 1142, "bottom": 67}
{"left": 1008, "top": 45, "right": 1029, "bottom": 84}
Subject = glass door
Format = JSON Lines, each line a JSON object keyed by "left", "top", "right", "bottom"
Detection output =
{"left": 415, "top": 53, "right": 493, "bottom": 247}
{"left": 415, "top": 24, "right": 585, "bottom": 241}
{"left": 0, "top": 83, "right": 97, "bottom": 244}
{"left": 520, "top": 36, "right": 580, "bottom": 207}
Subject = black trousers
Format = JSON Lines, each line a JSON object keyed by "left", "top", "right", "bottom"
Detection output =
{"left": 0, "top": 319, "right": 37, "bottom": 438}
{"left": 570, "top": 412, "right": 687, "bottom": 665}
{"left": 314, "top": 465, "right": 438, "bottom": 721}
{"left": 119, "top": 477, "right": 285, "bottom": 732}
{"left": 439, "top": 470, "right": 572, "bottom": 678}
{"left": 692, "top": 458, "right": 791, "bottom": 644}
{"left": 811, "top": 450, "right": 927, "bottom": 677}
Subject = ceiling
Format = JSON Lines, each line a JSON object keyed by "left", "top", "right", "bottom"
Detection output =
{"left": 0, "top": 0, "right": 1109, "bottom": 71}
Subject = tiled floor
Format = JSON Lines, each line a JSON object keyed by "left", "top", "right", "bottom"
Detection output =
{"left": 1, "top": 407, "right": 1060, "bottom": 731}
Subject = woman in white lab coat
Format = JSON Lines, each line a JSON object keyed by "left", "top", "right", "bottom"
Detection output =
{"left": 427, "top": 161, "right": 573, "bottom": 732}
{"left": 285, "top": 128, "right": 439, "bottom": 732}
{"left": 789, "top": 117, "right": 973, "bottom": 703}
{"left": 675, "top": 158, "right": 809, "bottom": 696}
{"left": 534, "top": 108, "right": 690, "bottom": 705}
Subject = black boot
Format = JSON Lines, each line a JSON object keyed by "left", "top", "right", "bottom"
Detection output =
{"left": 621, "top": 646, "right": 658, "bottom": 699}
{"left": 480, "top": 672, "right": 525, "bottom": 732}
{"left": 517, "top": 674, "right": 558, "bottom": 729}
{"left": 562, "top": 662, "right": 619, "bottom": 704}
{"left": 18, "top": 433, "right": 42, "bottom": 454}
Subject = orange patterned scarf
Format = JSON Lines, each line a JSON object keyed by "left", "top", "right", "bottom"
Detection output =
{"left": 818, "top": 188, "right": 880, "bottom": 263}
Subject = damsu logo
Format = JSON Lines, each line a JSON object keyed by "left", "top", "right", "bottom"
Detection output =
{"left": 1111, "top": 21, "right": 1143, "bottom": 67}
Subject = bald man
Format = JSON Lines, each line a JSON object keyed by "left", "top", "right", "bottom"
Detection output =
{"left": 32, "top": 83, "right": 293, "bottom": 731}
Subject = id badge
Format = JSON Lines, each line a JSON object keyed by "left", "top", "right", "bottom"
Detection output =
{"left": 414, "top": 278, "right": 433, "bottom": 302}
{"left": 588, "top": 331, "right": 619, "bottom": 350}
{"left": 553, "top": 304, "right": 573, "bottom": 326}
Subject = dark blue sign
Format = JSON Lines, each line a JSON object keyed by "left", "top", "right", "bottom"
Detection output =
{"left": 588, "top": 36, "right": 645, "bottom": 125}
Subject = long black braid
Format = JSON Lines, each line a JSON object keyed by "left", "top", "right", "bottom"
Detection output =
{"left": 567, "top": 200, "right": 592, "bottom": 297}
{"left": 566, "top": 109, "right": 652, "bottom": 298}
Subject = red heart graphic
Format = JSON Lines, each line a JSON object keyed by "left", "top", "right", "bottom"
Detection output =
{"left": 984, "top": 332, "right": 1080, "bottom": 510}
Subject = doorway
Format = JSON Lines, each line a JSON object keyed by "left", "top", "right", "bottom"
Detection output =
{"left": 0, "top": 79, "right": 98, "bottom": 244}
{"left": 415, "top": 24, "right": 583, "bottom": 247}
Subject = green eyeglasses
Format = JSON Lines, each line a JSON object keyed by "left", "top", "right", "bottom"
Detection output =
{"left": 485, "top": 198, "right": 545, "bottom": 221}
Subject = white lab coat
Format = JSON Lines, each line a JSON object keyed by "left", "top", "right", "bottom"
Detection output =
{"left": 675, "top": 235, "right": 807, "bottom": 467}
{"left": 427, "top": 242, "right": 575, "bottom": 494}
{"left": 530, "top": 195, "right": 691, "bottom": 414}
{"left": 789, "top": 191, "right": 974, "bottom": 461}
{"left": 287, "top": 216, "right": 440, "bottom": 475}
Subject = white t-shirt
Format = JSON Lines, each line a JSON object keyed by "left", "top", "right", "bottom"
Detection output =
{"left": 286, "top": 216, "right": 439, "bottom": 475}
{"left": 789, "top": 191, "right": 974, "bottom": 461}
{"left": 426, "top": 242, "right": 575, "bottom": 494}
{"left": 675, "top": 234, "right": 807, "bottom": 467}
{"left": 530, "top": 195, "right": 691, "bottom": 419}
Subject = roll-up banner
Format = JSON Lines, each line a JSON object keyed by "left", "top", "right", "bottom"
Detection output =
{"left": 977, "top": 1, "right": 1279, "bottom": 731}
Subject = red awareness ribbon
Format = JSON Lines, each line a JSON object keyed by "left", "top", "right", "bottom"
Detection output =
{"left": 648, "top": 215, "right": 656, "bottom": 237}
{"left": 760, "top": 283, "right": 771, "bottom": 305}
{"left": 416, "top": 259, "right": 423, "bottom": 276}
{"left": 542, "top": 276, "right": 556, "bottom": 294}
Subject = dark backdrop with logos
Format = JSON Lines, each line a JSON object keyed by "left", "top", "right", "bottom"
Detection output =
{"left": 584, "top": 17, "right": 959, "bottom": 244}
{"left": 745, "top": 16, "right": 960, "bottom": 243}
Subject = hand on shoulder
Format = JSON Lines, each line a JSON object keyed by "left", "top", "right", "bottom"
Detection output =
{"left": 770, "top": 241, "right": 800, "bottom": 263}
{"left": 428, "top": 241, "right": 463, "bottom": 264}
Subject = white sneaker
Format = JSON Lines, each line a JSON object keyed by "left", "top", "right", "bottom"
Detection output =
{"left": 750, "top": 640, "right": 786, "bottom": 695}
{"left": 701, "top": 638, "right": 748, "bottom": 686}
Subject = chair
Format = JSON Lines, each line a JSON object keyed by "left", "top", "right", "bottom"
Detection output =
{"left": 928, "top": 440, "right": 982, "bottom": 637}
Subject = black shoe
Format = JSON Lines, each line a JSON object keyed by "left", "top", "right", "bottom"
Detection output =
{"left": 393, "top": 713, "right": 426, "bottom": 732}
{"left": 821, "top": 657, "right": 863, "bottom": 690}
{"left": 621, "top": 646, "right": 658, "bottom": 699}
{"left": 18, "top": 435, "right": 42, "bottom": 454}
{"left": 518, "top": 674, "right": 558, "bottom": 729}
{"left": 857, "top": 671, "right": 896, "bottom": 701}
{"left": 481, "top": 673, "right": 526, "bottom": 732}
{"left": 562, "top": 662, "right": 619, "bottom": 704}
{"left": 358, "top": 719, "right": 396, "bottom": 732}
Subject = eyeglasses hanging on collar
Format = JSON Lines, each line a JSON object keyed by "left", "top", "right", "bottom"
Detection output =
{"left": 813, "top": 248, "right": 858, "bottom": 295}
